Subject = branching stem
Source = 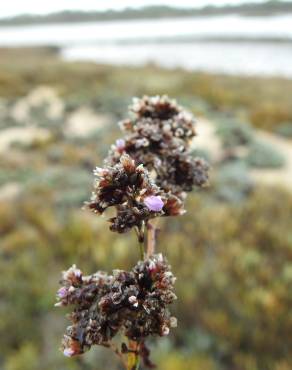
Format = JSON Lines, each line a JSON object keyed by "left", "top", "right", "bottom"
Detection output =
{"left": 129, "top": 219, "right": 159, "bottom": 369}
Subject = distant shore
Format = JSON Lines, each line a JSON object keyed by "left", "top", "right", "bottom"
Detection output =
{"left": 1, "top": 2, "right": 292, "bottom": 27}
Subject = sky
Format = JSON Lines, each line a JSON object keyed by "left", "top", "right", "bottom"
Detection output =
{"left": 1, "top": 0, "right": 289, "bottom": 18}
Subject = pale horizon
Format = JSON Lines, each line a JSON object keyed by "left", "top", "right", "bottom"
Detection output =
{"left": 1, "top": 0, "right": 291, "bottom": 18}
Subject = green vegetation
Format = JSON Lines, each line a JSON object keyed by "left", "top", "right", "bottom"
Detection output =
{"left": 216, "top": 120, "right": 253, "bottom": 149}
{"left": 1, "top": 47, "right": 292, "bottom": 132}
{"left": 1, "top": 182, "right": 291, "bottom": 370}
{"left": 246, "top": 140, "right": 286, "bottom": 168}
{"left": 214, "top": 118, "right": 285, "bottom": 169}
{"left": 0, "top": 1, "right": 292, "bottom": 26}
{"left": 275, "top": 122, "right": 292, "bottom": 138}
{"left": 214, "top": 162, "right": 253, "bottom": 202}
{"left": 0, "top": 47, "right": 291, "bottom": 370}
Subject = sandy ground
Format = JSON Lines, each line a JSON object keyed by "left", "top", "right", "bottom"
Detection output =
{"left": 11, "top": 86, "right": 64, "bottom": 123}
{"left": 0, "top": 126, "right": 51, "bottom": 153}
{"left": 0, "top": 102, "right": 112, "bottom": 200}
{"left": 196, "top": 118, "right": 292, "bottom": 190}
{"left": 193, "top": 117, "right": 223, "bottom": 161}
{"left": 0, "top": 108, "right": 291, "bottom": 200}
{"left": 0, "top": 182, "right": 22, "bottom": 200}
{"left": 66, "top": 107, "right": 111, "bottom": 137}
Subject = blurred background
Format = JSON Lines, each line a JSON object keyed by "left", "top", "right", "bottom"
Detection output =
{"left": 0, "top": 1, "right": 292, "bottom": 369}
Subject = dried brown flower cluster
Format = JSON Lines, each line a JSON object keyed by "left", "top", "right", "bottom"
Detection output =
{"left": 56, "top": 255, "right": 177, "bottom": 360}
{"left": 56, "top": 96, "right": 209, "bottom": 369}
{"left": 88, "top": 95, "right": 209, "bottom": 234}
{"left": 111, "top": 96, "right": 209, "bottom": 195}
{"left": 87, "top": 153, "right": 186, "bottom": 234}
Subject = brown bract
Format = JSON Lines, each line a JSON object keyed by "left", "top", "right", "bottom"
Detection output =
{"left": 86, "top": 154, "right": 165, "bottom": 232}
{"left": 87, "top": 96, "right": 209, "bottom": 233}
{"left": 56, "top": 255, "right": 177, "bottom": 357}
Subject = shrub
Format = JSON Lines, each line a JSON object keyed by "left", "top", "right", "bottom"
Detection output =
{"left": 275, "top": 122, "right": 292, "bottom": 138}
{"left": 214, "top": 161, "right": 254, "bottom": 202}
{"left": 246, "top": 140, "right": 285, "bottom": 168}
{"left": 167, "top": 187, "right": 292, "bottom": 370}
{"left": 216, "top": 120, "right": 254, "bottom": 149}
{"left": 0, "top": 186, "right": 292, "bottom": 370}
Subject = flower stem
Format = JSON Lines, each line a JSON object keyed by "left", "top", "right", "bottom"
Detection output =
{"left": 127, "top": 340, "right": 140, "bottom": 370}
{"left": 146, "top": 220, "right": 158, "bottom": 257}
{"left": 134, "top": 355, "right": 140, "bottom": 370}
{"left": 135, "top": 223, "right": 145, "bottom": 260}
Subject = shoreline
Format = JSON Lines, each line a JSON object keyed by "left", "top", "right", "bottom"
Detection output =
{"left": 1, "top": 2, "right": 292, "bottom": 27}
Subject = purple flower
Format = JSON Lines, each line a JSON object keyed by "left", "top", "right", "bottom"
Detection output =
{"left": 57, "top": 287, "right": 68, "bottom": 299}
{"left": 63, "top": 348, "right": 75, "bottom": 357}
{"left": 74, "top": 269, "right": 82, "bottom": 278}
{"left": 116, "top": 139, "right": 125, "bottom": 151}
{"left": 148, "top": 260, "right": 157, "bottom": 272}
{"left": 144, "top": 195, "right": 164, "bottom": 212}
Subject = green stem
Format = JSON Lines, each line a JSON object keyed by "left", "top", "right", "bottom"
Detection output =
{"left": 133, "top": 355, "right": 140, "bottom": 370}
{"left": 127, "top": 340, "right": 140, "bottom": 370}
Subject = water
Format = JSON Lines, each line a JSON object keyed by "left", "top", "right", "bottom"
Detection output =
{"left": 62, "top": 42, "right": 292, "bottom": 77}
{"left": 0, "top": 15, "right": 292, "bottom": 77}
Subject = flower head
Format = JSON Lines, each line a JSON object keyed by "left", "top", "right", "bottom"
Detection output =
{"left": 63, "top": 348, "right": 75, "bottom": 357}
{"left": 57, "top": 287, "right": 68, "bottom": 299}
{"left": 106, "top": 95, "right": 209, "bottom": 214}
{"left": 144, "top": 195, "right": 164, "bottom": 212}
{"left": 115, "top": 138, "right": 125, "bottom": 151}
{"left": 56, "top": 255, "right": 176, "bottom": 355}
{"left": 86, "top": 154, "right": 166, "bottom": 233}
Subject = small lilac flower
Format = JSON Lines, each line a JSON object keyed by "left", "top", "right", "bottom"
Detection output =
{"left": 116, "top": 139, "right": 125, "bottom": 151}
{"left": 148, "top": 260, "right": 156, "bottom": 272}
{"left": 63, "top": 264, "right": 82, "bottom": 282}
{"left": 63, "top": 348, "right": 75, "bottom": 357}
{"left": 57, "top": 287, "right": 68, "bottom": 299}
{"left": 144, "top": 195, "right": 164, "bottom": 212}
{"left": 74, "top": 268, "right": 82, "bottom": 278}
